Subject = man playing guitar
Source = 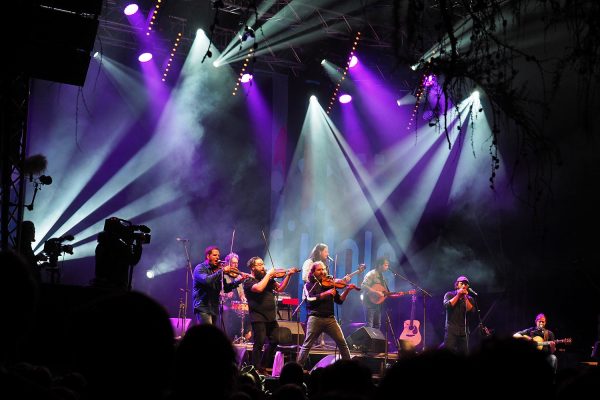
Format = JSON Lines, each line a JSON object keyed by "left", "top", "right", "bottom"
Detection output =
{"left": 513, "top": 313, "right": 560, "bottom": 372}
{"left": 361, "top": 257, "right": 391, "bottom": 330}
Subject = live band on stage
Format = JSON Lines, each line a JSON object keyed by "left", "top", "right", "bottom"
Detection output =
{"left": 187, "top": 242, "right": 573, "bottom": 375}
{"left": 189, "top": 243, "right": 417, "bottom": 373}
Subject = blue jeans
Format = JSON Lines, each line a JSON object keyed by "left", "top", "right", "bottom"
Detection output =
{"left": 296, "top": 316, "right": 351, "bottom": 367}
{"left": 366, "top": 306, "right": 382, "bottom": 330}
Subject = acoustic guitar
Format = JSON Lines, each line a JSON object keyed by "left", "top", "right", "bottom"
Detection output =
{"left": 343, "top": 263, "right": 366, "bottom": 282}
{"left": 522, "top": 335, "right": 572, "bottom": 351}
{"left": 399, "top": 292, "right": 422, "bottom": 346}
{"left": 366, "top": 284, "right": 416, "bottom": 305}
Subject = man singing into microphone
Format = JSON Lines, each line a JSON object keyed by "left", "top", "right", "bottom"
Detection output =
{"left": 441, "top": 275, "right": 474, "bottom": 355}
{"left": 301, "top": 243, "right": 331, "bottom": 283}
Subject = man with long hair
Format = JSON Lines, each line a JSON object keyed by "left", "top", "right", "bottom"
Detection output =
{"left": 296, "top": 261, "right": 359, "bottom": 367}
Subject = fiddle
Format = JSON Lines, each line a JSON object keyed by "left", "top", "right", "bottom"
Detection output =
{"left": 271, "top": 267, "right": 300, "bottom": 278}
{"left": 218, "top": 261, "right": 251, "bottom": 279}
{"left": 321, "top": 275, "right": 360, "bottom": 290}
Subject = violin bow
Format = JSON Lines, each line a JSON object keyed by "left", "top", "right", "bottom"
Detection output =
{"left": 229, "top": 228, "right": 236, "bottom": 256}
{"left": 261, "top": 230, "right": 277, "bottom": 271}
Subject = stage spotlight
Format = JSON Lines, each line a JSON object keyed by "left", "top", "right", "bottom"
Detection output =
{"left": 349, "top": 55, "right": 358, "bottom": 68}
{"left": 310, "top": 95, "right": 318, "bottom": 103}
{"left": 471, "top": 90, "right": 480, "bottom": 99}
{"left": 339, "top": 94, "right": 352, "bottom": 104}
{"left": 146, "top": 270, "right": 155, "bottom": 279}
{"left": 93, "top": 51, "right": 100, "bottom": 59}
{"left": 138, "top": 52, "right": 153, "bottom": 62}
{"left": 321, "top": 59, "right": 327, "bottom": 65}
{"left": 241, "top": 73, "right": 253, "bottom": 83}
{"left": 123, "top": 3, "right": 139, "bottom": 16}
{"left": 423, "top": 74, "right": 436, "bottom": 87}
{"left": 241, "top": 26, "right": 255, "bottom": 42}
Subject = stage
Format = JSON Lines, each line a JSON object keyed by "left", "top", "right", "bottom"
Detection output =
{"left": 233, "top": 342, "right": 399, "bottom": 377}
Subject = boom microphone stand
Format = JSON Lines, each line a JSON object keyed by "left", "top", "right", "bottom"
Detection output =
{"left": 176, "top": 238, "right": 193, "bottom": 338}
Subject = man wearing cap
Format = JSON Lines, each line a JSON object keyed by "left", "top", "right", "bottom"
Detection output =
{"left": 513, "top": 313, "right": 558, "bottom": 372}
{"left": 441, "top": 275, "right": 474, "bottom": 355}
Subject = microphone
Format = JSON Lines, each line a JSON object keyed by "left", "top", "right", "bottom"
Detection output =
{"left": 468, "top": 287, "right": 479, "bottom": 296}
{"left": 176, "top": 237, "right": 189, "bottom": 242}
{"left": 327, "top": 256, "right": 334, "bottom": 262}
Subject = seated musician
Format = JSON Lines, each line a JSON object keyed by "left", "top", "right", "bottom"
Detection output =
{"left": 513, "top": 313, "right": 557, "bottom": 372}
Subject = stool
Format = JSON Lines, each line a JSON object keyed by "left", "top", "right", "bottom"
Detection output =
{"left": 272, "top": 344, "right": 299, "bottom": 377}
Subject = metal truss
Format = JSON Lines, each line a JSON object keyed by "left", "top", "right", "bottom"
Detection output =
{"left": 0, "top": 73, "right": 29, "bottom": 251}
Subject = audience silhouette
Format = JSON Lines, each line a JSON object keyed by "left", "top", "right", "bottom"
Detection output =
{"left": 2, "top": 247, "right": 598, "bottom": 400}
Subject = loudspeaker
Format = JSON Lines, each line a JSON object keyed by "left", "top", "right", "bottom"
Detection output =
{"left": 169, "top": 318, "right": 191, "bottom": 338}
{"left": 276, "top": 320, "right": 305, "bottom": 345}
{"left": 346, "top": 327, "right": 386, "bottom": 353}
{"left": 310, "top": 354, "right": 340, "bottom": 372}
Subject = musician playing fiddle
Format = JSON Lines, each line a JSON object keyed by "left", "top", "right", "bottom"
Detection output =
{"left": 243, "top": 257, "right": 298, "bottom": 374}
{"left": 296, "top": 261, "right": 359, "bottom": 368}
{"left": 192, "top": 246, "right": 246, "bottom": 326}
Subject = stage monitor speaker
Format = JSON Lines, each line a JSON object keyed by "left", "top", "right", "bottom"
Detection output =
{"left": 310, "top": 354, "right": 341, "bottom": 372}
{"left": 276, "top": 320, "right": 305, "bottom": 345}
{"left": 346, "top": 326, "right": 386, "bottom": 353}
{"left": 169, "top": 318, "right": 191, "bottom": 338}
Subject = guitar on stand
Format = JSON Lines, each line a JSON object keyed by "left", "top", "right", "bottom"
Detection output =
{"left": 399, "top": 292, "right": 422, "bottom": 347}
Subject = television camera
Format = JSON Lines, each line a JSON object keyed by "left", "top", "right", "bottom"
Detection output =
{"left": 93, "top": 217, "right": 151, "bottom": 290}
{"left": 103, "top": 217, "right": 151, "bottom": 245}
{"left": 40, "top": 234, "right": 75, "bottom": 284}
{"left": 43, "top": 234, "right": 74, "bottom": 256}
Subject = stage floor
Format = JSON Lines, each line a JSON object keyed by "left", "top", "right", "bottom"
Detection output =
{"left": 234, "top": 342, "right": 398, "bottom": 377}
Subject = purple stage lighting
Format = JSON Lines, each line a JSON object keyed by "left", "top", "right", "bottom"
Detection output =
{"left": 123, "top": 3, "right": 139, "bottom": 16}
{"left": 241, "top": 73, "right": 253, "bottom": 83}
{"left": 138, "top": 52, "right": 153, "bottom": 62}
{"left": 423, "top": 74, "right": 436, "bottom": 87}
{"left": 349, "top": 55, "right": 358, "bottom": 68}
{"left": 339, "top": 94, "right": 352, "bottom": 104}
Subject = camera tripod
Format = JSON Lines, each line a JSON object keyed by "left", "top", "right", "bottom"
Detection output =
{"left": 42, "top": 253, "right": 61, "bottom": 284}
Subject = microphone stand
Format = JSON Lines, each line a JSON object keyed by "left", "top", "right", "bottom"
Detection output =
{"left": 472, "top": 294, "right": 491, "bottom": 340}
{"left": 177, "top": 239, "right": 193, "bottom": 338}
{"left": 219, "top": 267, "right": 227, "bottom": 333}
{"left": 389, "top": 269, "right": 432, "bottom": 351}
{"left": 384, "top": 311, "right": 399, "bottom": 370}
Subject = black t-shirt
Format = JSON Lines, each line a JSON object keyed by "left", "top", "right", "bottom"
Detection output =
{"left": 516, "top": 327, "right": 556, "bottom": 354}
{"left": 243, "top": 277, "right": 277, "bottom": 323}
{"left": 305, "top": 280, "right": 344, "bottom": 318}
